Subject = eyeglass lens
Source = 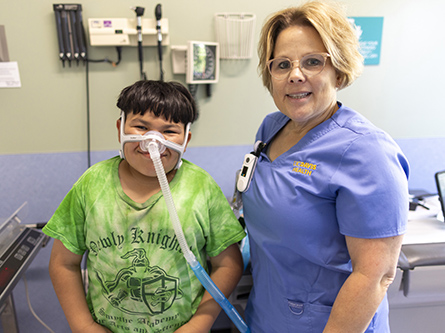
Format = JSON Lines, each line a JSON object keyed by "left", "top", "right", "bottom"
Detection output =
{"left": 269, "top": 54, "right": 327, "bottom": 79}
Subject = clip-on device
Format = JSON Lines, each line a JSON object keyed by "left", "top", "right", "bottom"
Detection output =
{"left": 237, "top": 141, "right": 266, "bottom": 193}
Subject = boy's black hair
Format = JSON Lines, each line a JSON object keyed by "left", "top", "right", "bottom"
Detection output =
{"left": 116, "top": 80, "right": 198, "bottom": 124}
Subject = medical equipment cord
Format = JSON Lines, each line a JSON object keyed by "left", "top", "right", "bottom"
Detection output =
{"left": 87, "top": 46, "right": 122, "bottom": 66}
{"left": 148, "top": 141, "right": 250, "bottom": 333}
{"left": 23, "top": 275, "right": 55, "bottom": 333}
{"left": 85, "top": 59, "right": 92, "bottom": 168}
{"left": 83, "top": 46, "right": 122, "bottom": 169}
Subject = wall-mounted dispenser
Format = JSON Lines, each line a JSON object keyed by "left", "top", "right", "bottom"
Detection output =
{"left": 214, "top": 13, "right": 256, "bottom": 59}
{"left": 87, "top": 17, "right": 169, "bottom": 47}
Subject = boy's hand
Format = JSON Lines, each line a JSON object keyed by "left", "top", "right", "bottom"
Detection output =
{"left": 72, "top": 321, "right": 113, "bottom": 333}
{"left": 174, "top": 321, "right": 207, "bottom": 333}
{"left": 174, "top": 243, "right": 244, "bottom": 333}
{"left": 49, "top": 241, "right": 113, "bottom": 333}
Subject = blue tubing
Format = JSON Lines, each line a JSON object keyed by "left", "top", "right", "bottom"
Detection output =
{"left": 190, "top": 261, "right": 250, "bottom": 333}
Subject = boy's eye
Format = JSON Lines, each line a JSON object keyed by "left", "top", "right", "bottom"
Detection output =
{"left": 164, "top": 130, "right": 179, "bottom": 134}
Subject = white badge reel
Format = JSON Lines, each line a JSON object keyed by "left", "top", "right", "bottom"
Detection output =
{"left": 236, "top": 141, "right": 265, "bottom": 193}
{"left": 236, "top": 153, "right": 258, "bottom": 192}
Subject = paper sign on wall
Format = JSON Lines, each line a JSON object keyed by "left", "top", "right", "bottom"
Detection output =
{"left": 0, "top": 62, "right": 21, "bottom": 88}
{"left": 349, "top": 17, "right": 384, "bottom": 65}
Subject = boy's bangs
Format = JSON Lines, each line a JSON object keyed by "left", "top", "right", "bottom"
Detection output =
{"left": 142, "top": 95, "right": 194, "bottom": 125}
{"left": 117, "top": 80, "right": 198, "bottom": 125}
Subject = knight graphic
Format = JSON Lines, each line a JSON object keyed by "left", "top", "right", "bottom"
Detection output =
{"left": 96, "top": 248, "right": 183, "bottom": 315}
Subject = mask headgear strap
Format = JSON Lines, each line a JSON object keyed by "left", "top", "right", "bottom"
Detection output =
{"left": 119, "top": 111, "right": 191, "bottom": 169}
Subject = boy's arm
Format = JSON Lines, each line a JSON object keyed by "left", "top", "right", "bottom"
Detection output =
{"left": 175, "top": 243, "right": 244, "bottom": 333}
{"left": 49, "top": 239, "right": 111, "bottom": 333}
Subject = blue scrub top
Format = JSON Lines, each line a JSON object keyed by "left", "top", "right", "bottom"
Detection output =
{"left": 243, "top": 104, "right": 409, "bottom": 332}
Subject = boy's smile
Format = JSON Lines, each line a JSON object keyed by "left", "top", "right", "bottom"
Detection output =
{"left": 117, "top": 111, "right": 191, "bottom": 181}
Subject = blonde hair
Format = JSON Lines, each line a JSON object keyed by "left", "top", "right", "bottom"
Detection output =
{"left": 258, "top": 1, "right": 363, "bottom": 92}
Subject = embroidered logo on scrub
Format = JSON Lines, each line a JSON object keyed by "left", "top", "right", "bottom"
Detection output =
{"left": 293, "top": 161, "right": 317, "bottom": 176}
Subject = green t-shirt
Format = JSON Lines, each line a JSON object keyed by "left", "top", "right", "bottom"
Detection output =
{"left": 43, "top": 156, "right": 246, "bottom": 333}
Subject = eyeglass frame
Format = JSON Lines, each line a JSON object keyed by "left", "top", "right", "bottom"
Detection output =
{"left": 266, "top": 53, "right": 331, "bottom": 80}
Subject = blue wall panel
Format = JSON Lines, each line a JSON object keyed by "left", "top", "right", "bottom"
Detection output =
{"left": 396, "top": 138, "right": 445, "bottom": 193}
{"left": 1, "top": 139, "right": 444, "bottom": 223}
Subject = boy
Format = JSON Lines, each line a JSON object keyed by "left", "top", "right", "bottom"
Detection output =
{"left": 43, "top": 80, "right": 246, "bottom": 333}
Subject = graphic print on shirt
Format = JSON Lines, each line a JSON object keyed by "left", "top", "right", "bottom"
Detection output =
{"left": 95, "top": 248, "right": 184, "bottom": 315}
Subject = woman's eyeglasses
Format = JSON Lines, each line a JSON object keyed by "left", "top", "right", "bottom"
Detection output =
{"left": 266, "top": 53, "right": 330, "bottom": 80}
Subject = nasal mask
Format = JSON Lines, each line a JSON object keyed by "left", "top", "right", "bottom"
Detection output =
{"left": 119, "top": 111, "right": 191, "bottom": 169}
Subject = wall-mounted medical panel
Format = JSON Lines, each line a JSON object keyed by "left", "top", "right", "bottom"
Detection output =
{"left": 88, "top": 18, "right": 169, "bottom": 46}
{"left": 171, "top": 41, "right": 220, "bottom": 84}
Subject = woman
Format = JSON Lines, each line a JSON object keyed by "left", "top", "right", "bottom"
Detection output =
{"left": 241, "top": 1, "right": 409, "bottom": 332}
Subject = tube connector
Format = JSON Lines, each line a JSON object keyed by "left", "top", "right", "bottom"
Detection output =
{"left": 140, "top": 131, "right": 166, "bottom": 155}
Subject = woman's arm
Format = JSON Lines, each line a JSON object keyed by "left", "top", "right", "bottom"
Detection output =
{"left": 175, "top": 243, "right": 244, "bottom": 333}
{"left": 49, "top": 239, "right": 111, "bottom": 333}
{"left": 323, "top": 234, "right": 403, "bottom": 333}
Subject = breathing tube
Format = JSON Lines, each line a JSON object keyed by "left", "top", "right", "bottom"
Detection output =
{"left": 144, "top": 136, "right": 250, "bottom": 333}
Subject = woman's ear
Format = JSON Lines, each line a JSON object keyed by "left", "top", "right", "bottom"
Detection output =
{"left": 335, "top": 72, "right": 344, "bottom": 90}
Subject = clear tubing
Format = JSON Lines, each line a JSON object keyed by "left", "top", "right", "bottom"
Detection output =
{"left": 148, "top": 142, "right": 250, "bottom": 333}
{"left": 148, "top": 142, "right": 195, "bottom": 263}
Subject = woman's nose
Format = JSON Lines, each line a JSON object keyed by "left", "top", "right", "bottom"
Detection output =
{"left": 288, "top": 65, "right": 305, "bottom": 83}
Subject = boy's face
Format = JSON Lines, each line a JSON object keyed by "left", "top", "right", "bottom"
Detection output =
{"left": 117, "top": 111, "right": 191, "bottom": 178}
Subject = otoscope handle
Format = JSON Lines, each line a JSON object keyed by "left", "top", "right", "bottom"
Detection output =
{"left": 157, "top": 39, "right": 163, "bottom": 61}
{"left": 53, "top": 7, "right": 65, "bottom": 61}
{"left": 155, "top": 4, "right": 162, "bottom": 20}
{"left": 155, "top": 4, "right": 163, "bottom": 80}
{"left": 138, "top": 46, "right": 143, "bottom": 63}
